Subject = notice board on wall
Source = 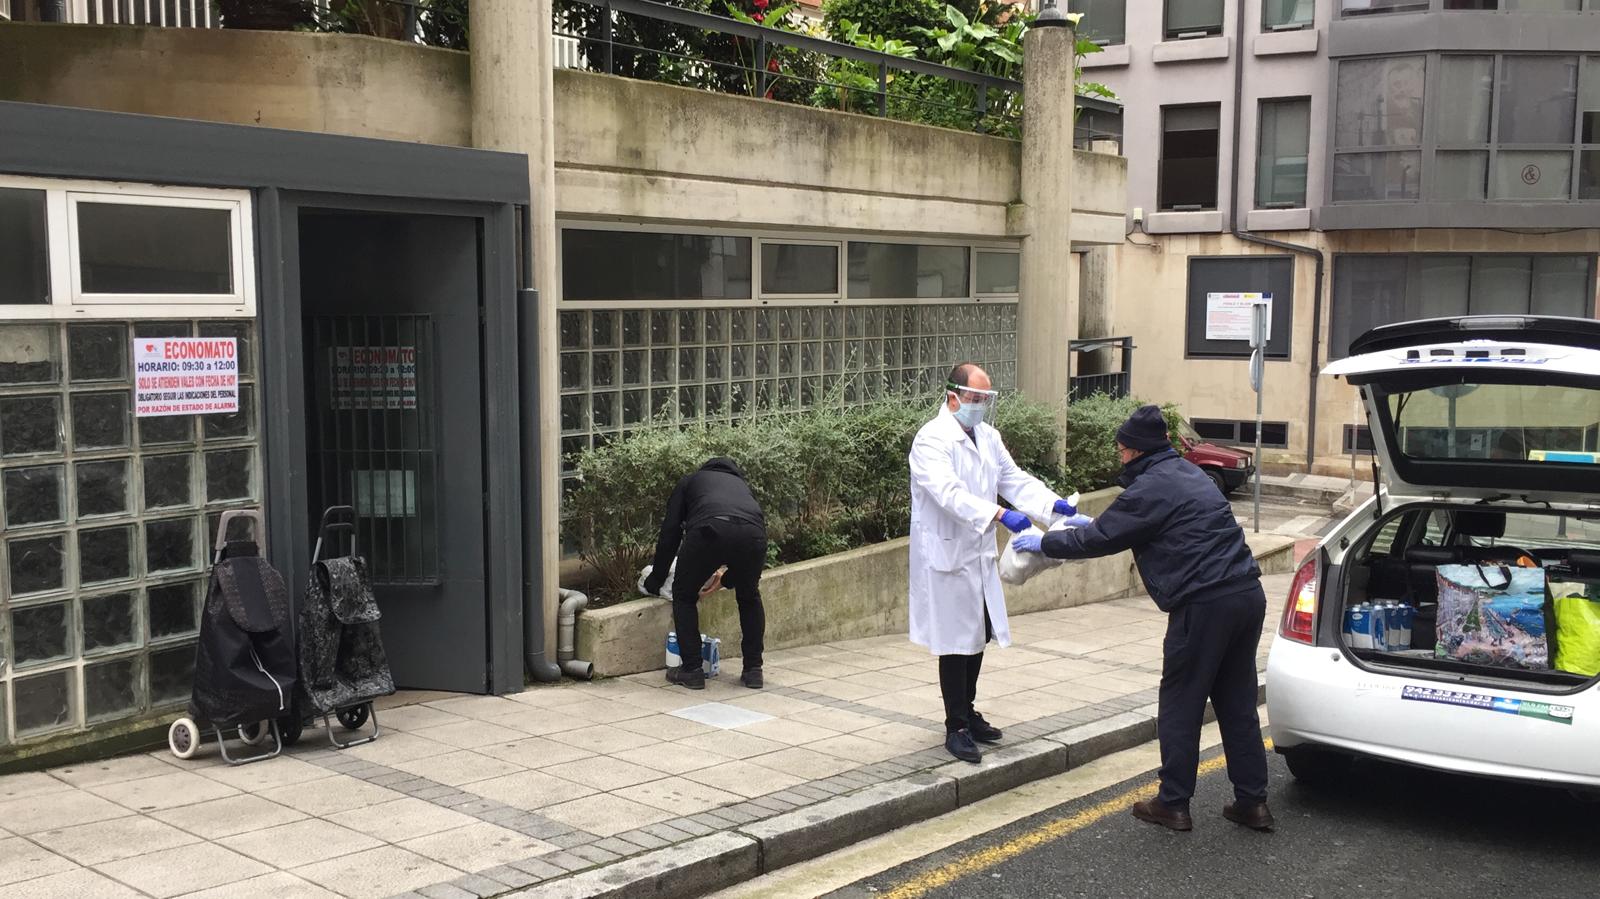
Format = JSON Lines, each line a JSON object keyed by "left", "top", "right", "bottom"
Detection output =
{"left": 331, "top": 346, "right": 418, "bottom": 410}
{"left": 133, "top": 337, "right": 240, "bottom": 417}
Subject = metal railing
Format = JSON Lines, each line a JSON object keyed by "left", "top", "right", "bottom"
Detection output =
{"left": 1067, "top": 336, "right": 1134, "bottom": 401}
{"left": 70, "top": 0, "right": 214, "bottom": 26}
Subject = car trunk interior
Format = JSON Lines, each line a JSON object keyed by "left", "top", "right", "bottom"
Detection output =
{"left": 1335, "top": 504, "right": 1600, "bottom": 691}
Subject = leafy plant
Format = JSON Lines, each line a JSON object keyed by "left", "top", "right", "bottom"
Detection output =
{"left": 1064, "top": 393, "right": 1185, "bottom": 492}
{"left": 810, "top": 19, "right": 919, "bottom": 115}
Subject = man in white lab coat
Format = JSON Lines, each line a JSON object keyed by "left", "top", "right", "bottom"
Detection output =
{"left": 909, "top": 362, "right": 1078, "bottom": 763}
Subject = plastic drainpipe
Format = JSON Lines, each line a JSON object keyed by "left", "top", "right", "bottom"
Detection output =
{"left": 518, "top": 277, "right": 561, "bottom": 684}
{"left": 557, "top": 588, "right": 595, "bottom": 680}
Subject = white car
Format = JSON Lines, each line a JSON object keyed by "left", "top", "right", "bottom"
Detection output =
{"left": 1267, "top": 315, "right": 1600, "bottom": 792}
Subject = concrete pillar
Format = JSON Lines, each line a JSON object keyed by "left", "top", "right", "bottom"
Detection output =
{"left": 471, "top": 0, "right": 560, "bottom": 670}
{"left": 1077, "top": 246, "right": 1115, "bottom": 375}
{"left": 1018, "top": 14, "right": 1077, "bottom": 438}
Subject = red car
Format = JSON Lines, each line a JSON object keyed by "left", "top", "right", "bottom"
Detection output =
{"left": 1175, "top": 417, "right": 1255, "bottom": 496}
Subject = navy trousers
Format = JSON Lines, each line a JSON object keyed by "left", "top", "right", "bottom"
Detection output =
{"left": 1156, "top": 582, "right": 1270, "bottom": 810}
{"left": 672, "top": 517, "right": 767, "bottom": 674}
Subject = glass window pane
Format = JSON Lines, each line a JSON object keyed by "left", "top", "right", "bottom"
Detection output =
{"left": 1582, "top": 150, "right": 1600, "bottom": 200}
{"left": 1335, "top": 57, "right": 1425, "bottom": 149}
{"left": 76, "top": 459, "right": 130, "bottom": 517}
{"left": 1531, "top": 256, "right": 1593, "bottom": 317}
{"left": 82, "top": 591, "right": 137, "bottom": 654}
{"left": 1492, "top": 149, "right": 1573, "bottom": 200}
{"left": 12, "top": 601, "right": 71, "bottom": 666}
{"left": 205, "top": 448, "right": 254, "bottom": 503}
{"left": 79, "top": 524, "right": 134, "bottom": 585}
{"left": 148, "top": 643, "right": 194, "bottom": 705}
{"left": 846, "top": 243, "right": 970, "bottom": 299}
{"left": 145, "top": 517, "right": 196, "bottom": 574}
{"left": 85, "top": 656, "right": 141, "bottom": 723}
{"left": 1256, "top": 99, "right": 1311, "bottom": 208}
{"left": 4, "top": 465, "right": 64, "bottom": 527}
{"left": 1499, "top": 56, "right": 1578, "bottom": 145}
{"left": 1165, "top": 0, "right": 1224, "bottom": 35}
{"left": 1159, "top": 105, "right": 1221, "bottom": 210}
{"left": 1410, "top": 256, "right": 1471, "bottom": 319}
{"left": 202, "top": 385, "right": 253, "bottom": 441}
{"left": 0, "top": 188, "right": 50, "bottom": 305}
{"left": 976, "top": 252, "right": 1021, "bottom": 294}
{"left": 1263, "top": 0, "right": 1313, "bottom": 28}
{"left": 76, "top": 202, "right": 233, "bottom": 295}
{"left": 0, "top": 395, "right": 62, "bottom": 457}
{"left": 143, "top": 453, "right": 194, "bottom": 510}
{"left": 760, "top": 243, "right": 839, "bottom": 295}
{"left": 1469, "top": 256, "right": 1533, "bottom": 314}
{"left": 14, "top": 668, "right": 74, "bottom": 736}
{"left": 148, "top": 580, "right": 199, "bottom": 640}
{"left": 1331, "top": 256, "right": 1408, "bottom": 357}
{"left": 561, "top": 230, "right": 752, "bottom": 301}
{"left": 198, "top": 321, "right": 254, "bottom": 379}
{"left": 139, "top": 413, "right": 193, "bottom": 447}
{"left": 1342, "top": 0, "right": 1429, "bottom": 13}
{"left": 71, "top": 391, "right": 130, "bottom": 450}
{"left": 0, "top": 324, "right": 60, "bottom": 386}
{"left": 8, "top": 534, "right": 65, "bottom": 596}
{"left": 1074, "top": 0, "right": 1126, "bottom": 43}
{"left": 1436, "top": 56, "right": 1494, "bottom": 145}
{"left": 1582, "top": 56, "right": 1599, "bottom": 144}
{"left": 1434, "top": 151, "right": 1489, "bottom": 200}
{"left": 68, "top": 324, "right": 128, "bottom": 382}
{"left": 1332, "top": 151, "right": 1422, "bottom": 201}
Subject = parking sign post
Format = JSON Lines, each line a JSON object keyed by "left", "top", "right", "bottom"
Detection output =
{"left": 1248, "top": 301, "right": 1269, "bottom": 534}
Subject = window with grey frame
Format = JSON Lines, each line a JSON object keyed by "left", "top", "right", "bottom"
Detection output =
{"left": 1329, "top": 253, "right": 1598, "bottom": 357}
{"left": 1165, "top": 0, "right": 1224, "bottom": 37}
{"left": 1340, "top": 0, "right": 1428, "bottom": 16}
{"left": 1434, "top": 54, "right": 1585, "bottom": 201}
{"left": 1071, "top": 0, "right": 1126, "bottom": 44}
{"left": 1332, "top": 56, "right": 1426, "bottom": 202}
{"left": 1257, "top": 98, "right": 1311, "bottom": 208}
{"left": 1263, "top": 0, "right": 1315, "bottom": 29}
{"left": 1443, "top": 1, "right": 1588, "bottom": 10}
{"left": 1184, "top": 256, "right": 1296, "bottom": 359}
{"left": 1160, "top": 104, "right": 1222, "bottom": 211}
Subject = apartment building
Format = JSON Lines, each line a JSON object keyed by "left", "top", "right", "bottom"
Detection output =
{"left": 1073, "top": 0, "right": 1599, "bottom": 473}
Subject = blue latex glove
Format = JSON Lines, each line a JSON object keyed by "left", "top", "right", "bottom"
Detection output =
{"left": 1053, "top": 498, "right": 1078, "bottom": 517}
{"left": 999, "top": 509, "right": 1032, "bottom": 533}
{"left": 1061, "top": 514, "right": 1095, "bottom": 529}
{"left": 1011, "top": 534, "right": 1043, "bottom": 554}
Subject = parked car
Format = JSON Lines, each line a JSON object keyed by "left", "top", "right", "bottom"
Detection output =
{"left": 1267, "top": 315, "right": 1600, "bottom": 793}
{"left": 1174, "top": 417, "right": 1254, "bottom": 495}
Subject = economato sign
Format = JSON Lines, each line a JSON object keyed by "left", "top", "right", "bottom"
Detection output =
{"left": 133, "top": 337, "right": 240, "bottom": 418}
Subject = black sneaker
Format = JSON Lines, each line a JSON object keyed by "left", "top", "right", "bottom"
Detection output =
{"left": 666, "top": 667, "right": 705, "bottom": 690}
{"left": 945, "top": 729, "right": 982, "bottom": 764}
{"left": 741, "top": 667, "right": 764, "bottom": 689}
{"left": 969, "top": 711, "right": 1003, "bottom": 744}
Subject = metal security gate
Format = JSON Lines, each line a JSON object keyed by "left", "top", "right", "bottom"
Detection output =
{"left": 304, "top": 314, "right": 439, "bottom": 584}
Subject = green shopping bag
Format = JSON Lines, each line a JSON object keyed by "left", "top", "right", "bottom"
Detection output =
{"left": 1550, "top": 580, "right": 1600, "bottom": 677}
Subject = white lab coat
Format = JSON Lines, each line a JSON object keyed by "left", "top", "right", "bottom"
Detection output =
{"left": 908, "top": 405, "right": 1063, "bottom": 655}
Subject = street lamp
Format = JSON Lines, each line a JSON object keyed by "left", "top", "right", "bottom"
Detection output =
{"left": 1035, "top": 0, "right": 1070, "bottom": 27}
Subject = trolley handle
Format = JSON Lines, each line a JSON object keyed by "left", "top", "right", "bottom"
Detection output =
{"left": 213, "top": 510, "right": 267, "bottom": 564}
{"left": 314, "top": 505, "right": 359, "bottom": 563}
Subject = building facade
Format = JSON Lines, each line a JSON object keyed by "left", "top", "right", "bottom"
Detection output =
{"left": 1073, "top": 0, "right": 1600, "bottom": 473}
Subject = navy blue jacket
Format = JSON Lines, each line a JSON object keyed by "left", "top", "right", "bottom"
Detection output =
{"left": 1040, "top": 447, "right": 1259, "bottom": 612}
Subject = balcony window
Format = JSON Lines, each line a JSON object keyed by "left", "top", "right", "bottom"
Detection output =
{"left": 1257, "top": 98, "right": 1310, "bottom": 208}
{"left": 0, "top": 189, "right": 49, "bottom": 306}
{"left": 1444, "top": 0, "right": 1582, "bottom": 9}
{"left": 1332, "top": 56, "right": 1425, "bottom": 202}
{"left": 1165, "top": 0, "right": 1224, "bottom": 38}
{"left": 1160, "top": 104, "right": 1221, "bottom": 211}
{"left": 1071, "top": 0, "right": 1126, "bottom": 45}
{"left": 1340, "top": 0, "right": 1429, "bottom": 15}
{"left": 1263, "top": 0, "right": 1315, "bottom": 29}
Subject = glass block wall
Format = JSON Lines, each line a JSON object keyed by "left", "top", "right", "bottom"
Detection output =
{"left": 0, "top": 320, "right": 260, "bottom": 745}
{"left": 557, "top": 303, "right": 1020, "bottom": 511}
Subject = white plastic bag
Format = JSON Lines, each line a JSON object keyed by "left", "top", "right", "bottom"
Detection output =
{"left": 999, "top": 516, "right": 1076, "bottom": 586}
{"left": 638, "top": 559, "right": 677, "bottom": 598}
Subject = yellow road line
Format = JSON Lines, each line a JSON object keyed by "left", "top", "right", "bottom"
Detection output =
{"left": 881, "top": 739, "right": 1274, "bottom": 899}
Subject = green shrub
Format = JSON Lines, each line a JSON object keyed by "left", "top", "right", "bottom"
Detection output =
{"left": 1064, "top": 393, "right": 1185, "bottom": 491}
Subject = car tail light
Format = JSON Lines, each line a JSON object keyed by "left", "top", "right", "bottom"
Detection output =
{"left": 1280, "top": 555, "right": 1318, "bottom": 644}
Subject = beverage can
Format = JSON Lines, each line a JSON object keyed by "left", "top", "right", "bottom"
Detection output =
{"left": 665, "top": 631, "right": 682, "bottom": 669}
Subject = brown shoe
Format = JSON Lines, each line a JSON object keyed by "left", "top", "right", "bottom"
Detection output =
{"left": 1131, "top": 799, "right": 1193, "bottom": 832}
{"left": 1223, "top": 800, "right": 1276, "bottom": 831}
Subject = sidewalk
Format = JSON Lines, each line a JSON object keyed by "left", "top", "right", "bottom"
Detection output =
{"left": 0, "top": 573, "right": 1294, "bottom": 899}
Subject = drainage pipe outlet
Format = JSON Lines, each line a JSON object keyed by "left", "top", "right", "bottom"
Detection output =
{"left": 557, "top": 588, "right": 595, "bottom": 680}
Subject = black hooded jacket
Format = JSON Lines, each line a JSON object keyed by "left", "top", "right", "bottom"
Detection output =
{"left": 645, "top": 458, "right": 765, "bottom": 591}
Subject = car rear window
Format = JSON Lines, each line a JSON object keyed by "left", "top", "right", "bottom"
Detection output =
{"left": 1384, "top": 383, "right": 1600, "bottom": 465}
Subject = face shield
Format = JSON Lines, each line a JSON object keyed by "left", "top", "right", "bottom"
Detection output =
{"left": 947, "top": 382, "right": 999, "bottom": 428}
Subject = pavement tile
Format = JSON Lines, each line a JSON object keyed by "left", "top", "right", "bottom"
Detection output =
{"left": 291, "top": 846, "right": 464, "bottom": 899}
{"left": 732, "top": 717, "right": 842, "bottom": 746}
{"left": 475, "top": 736, "right": 597, "bottom": 770}
{"left": 400, "top": 822, "right": 558, "bottom": 872}
{"left": 616, "top": 829, "right": 670, "bottom": 851}
{"left": 480, "top": 865, "right": 540, "bottom": 889}
{"left": 259, "top": 775, "right": 404, "bottom": 817}
{"left": 88, "top": 769, "right": 239, "bottom": 813}
{"left": 684, "top": 760, "right": 805, "bottom": 799}
{"left": 537, "top": 850, "right": 591, "bottom": 872}
{"left": 458, "top": 770, "right": 598, "bottom": 810}
{"left": 601, "top": 687, "right": 707, "bottom": 714}
{"left": 611, "top": 741, "right": 733, "bottom": 775}
{"left": 508, "top": 857, "right": 567, "bottom": 879}
{"left": 0, "top": 835, "right": 77, "bottom": 886}
{"left": 854, "top": 722, "right": 941, "bottom": 753}
{"left": 673, "top": 730, "right": 787, "bottom": 760}
{"left": 541, "top": 756, "right": 664, "bottom": 791}
{"left": 725, "top": 693, "right": 824, "bottom": 717}
{"left": 6, "top": 868, "right": 144, "bottom": 899}
{"left": 195, "top": 756, "right": 330, "bottom": 793}
{"left": 373, "top": 704, "right": 471, "bottom": 733}
{"left": 565, "top": 843, "right": 621, "bottom": 865}
{"left": 422, "top": 694, "right": 527, "bottom": 720}
{"left": 416, "top": 884, "right": 475, "bottom": 899}
{"left": 453, "top": 873, "right": 514, "bottom": 898}
{"left": 672, "top": 817, "right": 717, "bottom": 836}
{"left": 410, "top": 720, "right": 530, "bottom": 750}
{"left": 0, "top": 771, "right": 76, "bottom": 801}
{"left": 610, "top": 713, "right": 717, "bottom": 741}
{"left": 337, "top": 732, "right": 459, "bottom": 766}
{"left": 539, "top": 793, "right": 673, "bottom": 838}
{"left": 96, "top": 842, "right": 271, "bottom": 899}
{"left": 47, "top": 755, "right": 177, "bottom": 790}
{"left": 802, "top": 707, "right": 896, "bottom": 733}
{"left": 391, "top": 750, "right": 525, "bottom": 787}
{"left": 177, "top": 870, "right": 342, "bottom": 899}
{"left": 220, "top": 817, "right": 383, "bottom": 868}
{"left": 150, "top": 794, "right": 307, "bottom": 840}
{"left": 615, "top": 775, "right": 742, "bottom": 814}
{"left": 546, "top": 831, "right": 598, "bottom": 849}
{"left": 806, "top": 733, "right": 912, "bottom": 765}
{"left": 795, "top": 678, "right": 881, "bottom": 702}
{"left": 746, "top": 746, "right": 861, "bottom": 781}
{"left": 547, "top": 724, "right": 660, "bottom": 754}
{"left": 326, "top": 796, "right": 480, "bottom": 843}
{"left": 503, "top": 687, "right": 598, "bottom": 710}
{"left": 758, "top": 667, "right": 826, "bottom": 687}
{"left": 0, "top": 788, "right": 132, "bottom": 835}
{"left": 30, "top": 814, "right": 201, "bottom": 866}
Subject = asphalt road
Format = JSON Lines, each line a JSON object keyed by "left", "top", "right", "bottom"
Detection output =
{"left": 829, "top": 740, "right": 1600, "bottom": 899}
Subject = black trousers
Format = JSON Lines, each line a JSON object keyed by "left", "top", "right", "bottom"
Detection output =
{"left": 1156, "top": 583, "right": 1270, "bottom": 810}
{"left": 672, "top": 517, "right": 767, "bottom": 673}
{"left": 938, "top": 610, "right": 993, "bottom": 734}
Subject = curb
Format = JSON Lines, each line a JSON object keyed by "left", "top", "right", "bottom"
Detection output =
{"left": 506, "top": 673, "right": 1270, "bottom": 899}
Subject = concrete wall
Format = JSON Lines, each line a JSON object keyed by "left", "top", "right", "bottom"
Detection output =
{"left": 0, "top": 24, "right": 472, "bottom": 146}
{"left": 576, "top": 488, "right": 1298, "bottom": 677}
{"left": 1108, "top": 229, "right": 1600, "bottom": 475}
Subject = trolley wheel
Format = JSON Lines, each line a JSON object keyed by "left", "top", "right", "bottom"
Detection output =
{"left": 168, "top": 718, "right": 200, "bottom": 760}
{"left": 237, "top": 721, "right": 270, "bottom": 746}
{"left": 336, "top": 704, "right": 370, "bottom": 731}
{"left": 278, "top": 712, "right": 304, "bottom": 747}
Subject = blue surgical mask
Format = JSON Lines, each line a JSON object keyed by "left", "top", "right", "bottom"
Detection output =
{"left": 953, "top": 402, "right": 986, "bottom": 430}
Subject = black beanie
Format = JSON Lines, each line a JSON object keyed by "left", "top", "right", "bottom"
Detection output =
{"left": 1116, "top": 404, "right": 1170, "bottom": 453}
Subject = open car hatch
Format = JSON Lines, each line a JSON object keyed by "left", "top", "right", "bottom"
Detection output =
{"left": 1324, "top": 316, "right": 1600, "bottom": 503}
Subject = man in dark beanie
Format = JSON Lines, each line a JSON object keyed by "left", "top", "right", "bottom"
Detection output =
{"left": 1010, "top": 404, "right": 1272, "bottom": 833}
